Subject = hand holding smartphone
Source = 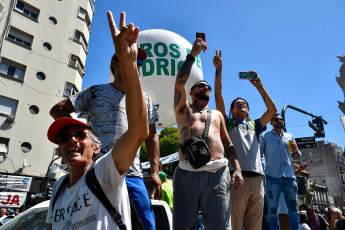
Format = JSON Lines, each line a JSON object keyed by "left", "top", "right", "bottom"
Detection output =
{"left": 196, "top": 32, "right": 206, "bottom": 42}
{"left": 238, "top": 72, "right": 258, "bottom": 80}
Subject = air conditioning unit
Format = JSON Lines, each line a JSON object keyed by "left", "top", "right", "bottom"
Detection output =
{"left": 6, "top": 115, "right": 15, "bottom": 122}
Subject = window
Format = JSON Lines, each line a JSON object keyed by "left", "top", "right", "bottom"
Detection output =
{"left": 7, "top": 27, "right": 33, "bottom": 48}
{"left": 63, "top": 82, "right": 78, "bottom": 97}
{"left": 89, "top": 0, "right": 95, "bottom": 12}
{"left": 73, "top": 30, "right": 88, "bottom": 53}
{"left": 29, "top": 105, "right": 39, "bottom": 114}
{"left": 0, "top": 137, "right": 9, "bottom": 162}
{"left": 0, "top": 58, "right": 26, "bottom": 81}
{"left": 0, "top": 96, "right": 18, "bottom": 116}
{"left": 49, "top": 16, "right": 57, "bottom": 25}
{"left": 36, "top": 72, "right": 46, "bottom": 80}
{"left": 15, "top": 1, "right": 39, "bottom": 21}
{"left": 43, "top": 42, "right": 52, "bottom": 51}
{"left": 77, "top": 7, "right": 86, "bottom": 19}
{"left": 69, "top": 54, "right": 85, "bottom": 76}
{"left": 21, "top": 142, "right": 32, "bottom": 153}
{"left": 77, "top": 7, "right": 92, "bottom": 32}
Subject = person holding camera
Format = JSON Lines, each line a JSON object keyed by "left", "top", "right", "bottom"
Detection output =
{"left": 213, "top": 50, "right": 277, "bottom": 230}
{"left": 173, "top": 38, "right": 243, "bottom": 230}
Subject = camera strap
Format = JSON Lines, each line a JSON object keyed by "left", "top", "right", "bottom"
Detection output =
{"left": 203, "top": 109, "right": 212, "bottom": 140}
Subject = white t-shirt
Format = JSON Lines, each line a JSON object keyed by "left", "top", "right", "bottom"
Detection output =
{"left": 46, "top": 152, "right": 131, "bottom": 230}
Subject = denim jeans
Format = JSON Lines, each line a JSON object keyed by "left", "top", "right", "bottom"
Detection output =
{"left": 265, "top": 176, "right": 299, "bottom": 230}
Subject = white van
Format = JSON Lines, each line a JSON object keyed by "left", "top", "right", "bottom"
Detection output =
{"left": 0, "top": 199, "right": 172, "bottom": 230}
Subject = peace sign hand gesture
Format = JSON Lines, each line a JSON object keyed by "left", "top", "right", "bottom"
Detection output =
{"left": 107, "top": 11, "right": 139, "bottom": 63}
{"left": 213, "top": 49, "right": 222, "bottom": 70}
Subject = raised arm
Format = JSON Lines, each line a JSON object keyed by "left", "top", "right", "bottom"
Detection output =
{"left": 50, "top": 98, "right": 75, "bottom": 119}
{"left": 219, "top": 111, "right": 243, "bottom": 190}
{"left": 249, "top": 76, "right": 277, "bottom": 127}
{"left": 107, "top": 11, "right": 149, "bottom": 175}
{"left": 145, "top": 124, "right": 162, "bottom": 199}
{"left": 213, "top": 49, "right": 226, "bottom": 116}
{"left": 174, "top": 38, "right": 208, "bottom": 114}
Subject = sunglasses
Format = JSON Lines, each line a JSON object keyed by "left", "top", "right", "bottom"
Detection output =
{"left": 192, "top": 83, "right": 212, "bottom": 91}
{"left": 273, "top": 118, "right": 283, "bottom": 122}
{"left": 58, "top": 130, "right": 88, "bottom": 144}
{"left": 235, "top": 100, "right": 247, "bottom": 106}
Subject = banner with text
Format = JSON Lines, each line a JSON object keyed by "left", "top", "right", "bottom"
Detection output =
{"left": 0, "top": 174, "right": 32, "bottom": 192}
{"left": 0, "top": 192, "right": 27, "bottom": 208}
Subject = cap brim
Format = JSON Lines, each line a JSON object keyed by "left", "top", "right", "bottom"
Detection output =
{"left": 47, "top": 118, "right": 90, "bottom": 144}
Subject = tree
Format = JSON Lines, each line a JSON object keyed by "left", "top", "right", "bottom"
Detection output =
{"left": 140, "top": 127, "right": 180, "bottom": 178}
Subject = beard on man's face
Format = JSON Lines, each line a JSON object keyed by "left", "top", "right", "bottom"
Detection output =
{"left": 195, "top": 91, "right": 210, "bottom": 101}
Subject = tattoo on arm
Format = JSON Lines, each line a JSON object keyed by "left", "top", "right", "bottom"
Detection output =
{"left": 224, "top": 144, "right": 239, "bottom": 169}
{"left": 177, "top": 59, "right": 194, "bottom": 82}
{"left": 174, "top": 88, "right": 181, "bottom": 108}
{"left": 180, "top": 127, "right": 189, "bottom": 144}
{"left": 215, "top": 69, "right": 222, "bottom": 76}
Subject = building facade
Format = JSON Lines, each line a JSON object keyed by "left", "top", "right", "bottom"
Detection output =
{"left": 0, "top": 0, "right": 94, "bottom": 195}
{"left": 336, "top": 55, "right": 345, "bottom": 114}
{"left": 299, "top": 141, "right": 345, "bottom": 207}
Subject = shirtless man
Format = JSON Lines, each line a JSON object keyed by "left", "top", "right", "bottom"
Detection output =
{"left": 173, "top": 38, "right": 243, "bottom": 230}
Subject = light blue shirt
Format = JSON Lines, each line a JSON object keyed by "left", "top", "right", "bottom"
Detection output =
{"left": 260, "top": 129, "right": 297, "bottom": 178}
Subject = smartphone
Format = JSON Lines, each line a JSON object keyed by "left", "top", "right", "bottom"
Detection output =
{"left": 238, "top": 72, "right": 258, "bottom": 80}
{"left": 196, "top": 32, "right": 206, "bottom": 42}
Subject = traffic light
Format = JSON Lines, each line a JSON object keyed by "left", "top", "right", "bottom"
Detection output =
{"left": 308, "top": 117, "right": 325, "bottom": 138}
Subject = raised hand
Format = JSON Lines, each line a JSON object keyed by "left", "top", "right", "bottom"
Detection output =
{"left": 190, "top": 38, "right": 208, "bottom": 57}
{"left": 248, "top": 71, "right": 262, "bottom": 88}
{"left": 213, "top": 49, "right": 222, "bottom": 70}
{"left": 107, "top": 11, "right": 139, "bottom": 62}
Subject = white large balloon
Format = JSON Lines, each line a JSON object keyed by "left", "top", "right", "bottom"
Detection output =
{"left": 108, "top": 29, "right": 203, "bottom": 128}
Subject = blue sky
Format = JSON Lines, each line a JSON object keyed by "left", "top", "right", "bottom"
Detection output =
{"left": 83, "top": 0, "right": 345, "bottom": 149}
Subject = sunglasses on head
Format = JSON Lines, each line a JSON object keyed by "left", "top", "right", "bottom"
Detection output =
{"left": 58, "top": 130, "right": 88, "bottom": 144}
{"left": 192, "top": 82, "right": 212, "bottom": 91}
{"left": 273, "top": 118, "right": 283, "bottom": 122}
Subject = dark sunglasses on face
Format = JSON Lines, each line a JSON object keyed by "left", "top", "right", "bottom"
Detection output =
{"left": 274, "top": 118, "right": 283, "bottom": 122}
{"left": 58, "top": 131, "right": 88, "bottom": 144}
{"left": 192, "top": 83, "right": 212, "bottom": 91}
{"left": 235, "top": 100, "right": 247, "bottom": 106}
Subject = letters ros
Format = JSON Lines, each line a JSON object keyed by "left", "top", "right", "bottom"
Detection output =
{"left": 109, "top": 29, "right": 204, "bottom": 128}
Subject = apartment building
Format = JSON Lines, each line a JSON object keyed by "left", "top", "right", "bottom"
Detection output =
{"left": 0, "top": 0, "right": 95, "bottom": 194}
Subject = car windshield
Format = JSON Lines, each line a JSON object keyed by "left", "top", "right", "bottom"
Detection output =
{"left": 0, "top": 207, "right": 49, "bottom": 230}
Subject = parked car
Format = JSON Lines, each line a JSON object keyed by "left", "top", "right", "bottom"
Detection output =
{"left": 0, "top": 199, "right": 172, "bottom": 230}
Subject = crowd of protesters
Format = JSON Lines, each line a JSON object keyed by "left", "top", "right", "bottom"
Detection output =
{"left": 0, "top": 8, "right": 333, "bottom": 230}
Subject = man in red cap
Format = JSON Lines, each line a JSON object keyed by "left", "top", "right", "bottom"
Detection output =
{"left": 46, "top": 11, "right": 149, "bottom": 229}
{"left": 50, "top": 12, "right": 161, "bottom": 230}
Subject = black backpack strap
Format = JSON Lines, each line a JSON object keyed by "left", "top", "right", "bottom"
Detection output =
{"left": 52, "top": 175, "right": 69, "bottom": 211}
{"left": 86, "top": 167, "right": 127, "bottom": 230}
{"left": 202, "top": 109, "right": 212, "bottom": 140}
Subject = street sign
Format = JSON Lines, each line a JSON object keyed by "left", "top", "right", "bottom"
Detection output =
{"left": 295, "top": 137, "right": 316, "bottom": 148}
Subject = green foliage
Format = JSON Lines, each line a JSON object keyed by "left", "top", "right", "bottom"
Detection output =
{"left": 159, "top": 127, "right": 179, "bottom": 178}
{"left": 140, "top": 127, "right": 180, "bottom": 178}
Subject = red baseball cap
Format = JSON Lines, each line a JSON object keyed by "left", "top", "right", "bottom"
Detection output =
{"left": 47, "top": 118, "right": 90, "bottom": 144}
{"left": 111, "top": 47, "right": 147, "bottom": 61}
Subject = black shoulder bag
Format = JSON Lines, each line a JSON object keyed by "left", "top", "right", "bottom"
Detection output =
{"left": 180, "top": 109, "right": 212, "bottom": 169}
